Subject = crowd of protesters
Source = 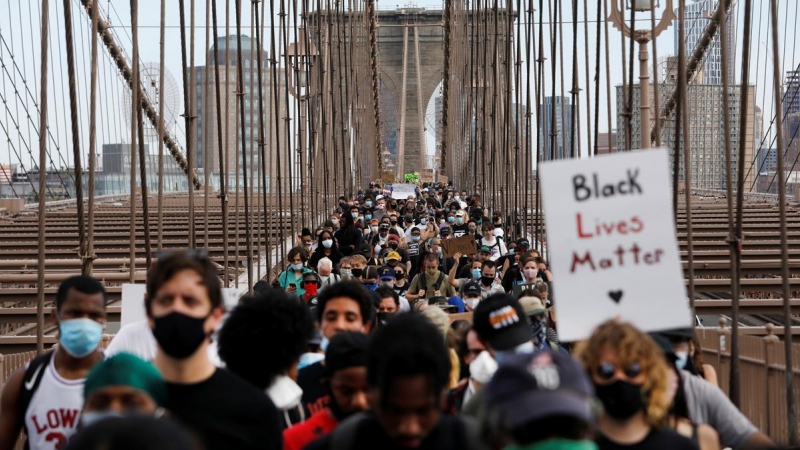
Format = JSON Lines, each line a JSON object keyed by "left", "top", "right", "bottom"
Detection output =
{"left": 0, "top": 181, "right": 783, "bottom": 450}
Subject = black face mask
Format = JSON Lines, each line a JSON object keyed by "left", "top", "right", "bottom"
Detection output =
{"left": 394, "top": 272, "right": 405, "bottom": 280}
{"left": 388, "top": 243, "right": 398, "bottom": 250}
{"left": 390, "top": 220, "right": 397, "bottom": 226}
{"left": 351, "top": 268, "right": 364, "bottom": 278}
{"left": 480, "top": 276, "right": 494, "bottom": 286}
{"left": 537, "top": 270, "right": 548, "bottom": 280}
{"left": 152, "top": 312, "right": 209, "bottom": 359}
{"left": 594, "top": 380, "right": 646, "bottom": 421}
{"left": 377, "top": 311, "right": 396, "bottom": 327}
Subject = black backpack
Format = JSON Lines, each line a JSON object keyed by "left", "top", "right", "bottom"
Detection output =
{"left": 18, "top": 352, "right": 54, "bottom": 449}
{"left": 418, "top": 271, "right": 446, "bottom": 298}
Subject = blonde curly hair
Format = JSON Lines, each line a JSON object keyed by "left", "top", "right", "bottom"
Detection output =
{"left": 574, "top": 320, "right": 671, "bottom": 427}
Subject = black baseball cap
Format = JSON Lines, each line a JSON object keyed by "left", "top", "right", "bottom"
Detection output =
{"left": 486, "top": 350, "right": 595, "bottom": 430}
{"left": 516, "top": 238, "right": 530, "bottom": 248}
{"left": 325, "top": 331, "right": 369, "bottom": 375}
{"left": 463, "top": 281, "right": 482, "bottom": 298}
{"left": 472, "top": 294, "right": 531, "bottom": 351}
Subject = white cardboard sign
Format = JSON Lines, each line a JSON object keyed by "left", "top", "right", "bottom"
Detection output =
{"left": 390, "top": 183, "right": 417, "bottom": 200}
{"left": 121, "top": 284, "right": 244, "bottom": 327}
{"left": 539, "top": 149, "right": 692, "bottom": 342}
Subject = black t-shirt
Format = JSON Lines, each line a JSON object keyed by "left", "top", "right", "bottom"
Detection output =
{"left": 451, "top": 224, "right": 469, "bottom": 238}
{"left": 596, "top": 427, "right": 700, "bottom": 450}
{"left": 165, "top": 368, "right": 281, "bottom": 450}
{"left": 305, "top": 413, "right": 482, "bottom": 450}
{"left": 297, "top": 361, "right": 330, "bottom": 418}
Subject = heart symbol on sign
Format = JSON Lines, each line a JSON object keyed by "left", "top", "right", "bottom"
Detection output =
{"left": 608, "top": 290, "right": 623, "bottom": 304}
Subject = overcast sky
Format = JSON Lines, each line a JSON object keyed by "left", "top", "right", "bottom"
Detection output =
{"left": 0, "top": 0, "right": 797, "bottom": 171}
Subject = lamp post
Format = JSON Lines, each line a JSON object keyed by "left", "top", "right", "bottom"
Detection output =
{"left": 609, "top": 0, "right": 675, "bottom": 149}
{"left": 286, "top": 28, "right": 318, "bottom": 219}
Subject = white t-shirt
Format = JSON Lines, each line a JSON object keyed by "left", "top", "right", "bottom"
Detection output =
{"left": 106, "top": 320, "right": 222, "bottom": 366}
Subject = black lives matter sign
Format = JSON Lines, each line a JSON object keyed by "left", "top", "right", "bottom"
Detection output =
{"left": 539, "top": 149, "right": 692, "bottom": 342}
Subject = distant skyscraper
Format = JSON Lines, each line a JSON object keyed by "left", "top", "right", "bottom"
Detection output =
{"left": 597, "top": 132, "right": 618, "bottom": 155}
{"left": 674, "top": 0, "right": 737, "bottom": 85}
{"left": 785, "top": 68, "right": 800, "bottom": 169}
{"left": 539, "top": 96, "right": 574, "bottom": 160}
{"left": 193, "top": 35, "right": 288, "bottom": 193}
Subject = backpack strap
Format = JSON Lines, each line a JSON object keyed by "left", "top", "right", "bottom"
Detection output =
{"left": 330, "top": 413, "right": 367, "bottom": 450}
{"left": 435, "top": 272, "right": 446, "bottom": 292}
{"left": 18, "top": 352, "right": 54, "bottom": 434}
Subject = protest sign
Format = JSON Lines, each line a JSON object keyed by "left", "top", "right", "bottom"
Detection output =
{"left": 419, "top": 170, "right": 434, "bottom": 183}
{"left": 438, "top": 175, "right": 449, "bottom": 184}
{"left": 539, "top": 148, "right": 692, "bottom": 342}
{"left": 391, "top": 183, "right": 417, "bottom": 199}
{"left": 449, "top": 312, "right": 473, "bottom": 323}
{"left": 380, "top": 171, "right": 395, "bottom": 184}
{"left": 440, "top": 235, "right": 477, "bottom": 258}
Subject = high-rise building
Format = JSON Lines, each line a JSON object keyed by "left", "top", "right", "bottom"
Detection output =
{"left": 539, "top": 96, "right": 574, "bottom": 160}
{"left": 616, "top": 83, "right": 756, "bottom": 192}
{"left": 674, "top": 1, "right": 737, "bottom": 85}
{"left": 784, "top": 68, "right": 800, "bottom": 169}
{"left": 193, "top": 35, "right": 289, "bottom": 193}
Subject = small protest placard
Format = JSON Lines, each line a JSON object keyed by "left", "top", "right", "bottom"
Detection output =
{"left": 440, "top": 235, "right": 477, "bottom": 258}
{"left": 539, "top": 148, "right": 692, "bottom": 342}
{"left": 391, "top": 183, "right": 417, "bottom": 199}
{"left": 419, "top": 170, "right": 434, "bottom": 183}
{"left": 380, "top": 171, "right": 395, "bottom": 184}
{"left": 438, "top": 175, "right": 449, "bottom": 184}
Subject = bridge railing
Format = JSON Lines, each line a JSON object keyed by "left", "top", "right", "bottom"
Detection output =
{"left": 697, "top": 322, "right": 800, "bottom": 444}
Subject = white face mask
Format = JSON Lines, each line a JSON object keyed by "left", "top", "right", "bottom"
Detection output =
{"left": 469, "top": 351, "right": 498, "bottom": 384}
{"left": 465, "top": 297, "right": 480, "bottom": 310}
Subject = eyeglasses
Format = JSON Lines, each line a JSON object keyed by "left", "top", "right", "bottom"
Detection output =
{"left": 596, "top": 361, "right": 643, "bottom": 380}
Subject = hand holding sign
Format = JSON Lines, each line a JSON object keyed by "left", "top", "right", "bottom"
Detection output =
{"left": 539, "top": 149, "right": 692, "bottom": 342}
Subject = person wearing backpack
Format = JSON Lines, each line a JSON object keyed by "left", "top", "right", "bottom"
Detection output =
{"left": 405, "top": 253, "right": 456, "bottom": 308}
{"left": 0, "top": 275, "right": 108, "bottom": 450}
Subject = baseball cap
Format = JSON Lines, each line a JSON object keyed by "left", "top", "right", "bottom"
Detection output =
{"left": 473, "top": 294, "right": 532, "bottom": 351}
{"left": 463, "top": 281, "right": 482, "bottom": 298}
{"left": 455, "top": 210, "right": 466, "bottom": 217}
{"left": 376, "top": 194, "right": 384, "bottom": 201}
{"left": 518, "top": 296, "right": 550, "bottom": 316}
{"left": 386, "top": 251, "right": 402, "bottom": 261}
{"left": 479, "top": 245, "right": 491, "bottom": 254}
{"left": 516, "top": 238, "right": 530, "bottom": 249}
{"left": 84, "top": 353, "right": 167, "bottom": 407}
{"left": 485, "top": 350, "right": 595, "bottom": 430}
{"left": 325, "top": 331, "right": 369, "bottom": 375}
{"left": 404, "top": 214, "right": 414, "bottom": 223}
{"left": 430, "top": 296, "right": 458, "bottom": 313}
{"left": 378, "top": 266, "right": 396, "bottom": 281}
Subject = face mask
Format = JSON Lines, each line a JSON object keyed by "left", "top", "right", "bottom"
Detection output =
{"left": 298, "top": 352, "right": 325, "bottom": 369}
{"left": 340, "top": 268, "right": 352, "bottom": 278}
{"left": 322, "top": 239, "right": 333, "bottom": 249}
{"left": 390, "top": 219, "right": 397, "bottom": 225}
{"left": 365, "top": 201, "right": 373, "bottom": 208}
{"left": 365, "top": 214, "right": 372, "bottom": 220}
{"left": 531, "top": 314, "right": 548, "bottom": 351}
{"left": 380, "top": 280, "right": 394, "bottom": 288}
{"left": 480, "top": 276, "right": 494, "bottom": 286}
{"left": 152, "top": 312, "right": 209, "bottom": 359}
{"left": 81, "top": 411, "right": 123, "bottom": 427}
{"left": 351, "top": 268, "right": 364, "bottom": 278}
{"left": 468, "top": 227, "right": 477, "bottom": 233}
{"left": 363, "top": 282, "right": 378, "bottom": 291}
{"left": 508, "top": 249, "right": 515, "bottom": 255}
{"left": 320, "top": 336, "right": 330, "bottom": 352}
{"left": 59, "top": 318, "right": 103, "bottom": 358}
{"left": 426, "top": 268, "right": 438, "bottom": 276}
{"left": 537, "top": 270, "right": 548, "bottom": 280}
{"left": 395, "top": 272, "right": 405, "bottom": 280}
{"left": 448, "top": 216, "right": 455, "bottom": 223}
{"left": 370, "top": 226, "right": 378, "bottom": 233}
{"left": 456, "top": 218, "right": 464, "bottom": 225}
{"left": 388, "top": 243, "right": 398, "bottom": 250}
{"left": 411, "top": 235, "right": 421, "bottom": 242}
{"left": 351, "top": 212, "right": 359, "bottom": 218}
{"left": 471, "top": 268, "right": 482, "bottom": 279}
{"left": 523, "top": 268, "right": 538, "bottom": 281}
{"left": 469, "top": 351, "right": 498, "bottom": 384}
{"left": 465, "top": 297, "right": 480, "bottom": 310}
{"left": 675, "top": 351, "right": 689, "bottom": 370}
{"left": 332, "top": 220, "right": 340, "bottom": 227}
{"left": 420, "top": 218, "right": 428, "bottom": 225}
{"left": 291, "top": 263, "right": 304, "bottom": 271}
{"left": 594, "top": 379, "right": 646, "bottom": 421}
{"left": 436, "top": 248, "right": 443, "bottom": 257}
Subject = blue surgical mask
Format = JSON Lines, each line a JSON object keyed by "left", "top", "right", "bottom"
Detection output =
{"left": 366, "top": 214, "right": 372, "bottom": 220}
{"left": 322, "top": 239, "right": 333, "bottom": 249}
{"left": 320, "top": 336, "right": 330, "bottom": 352}
{"left": 291, "top": 263, "right": 304, "bottom": 271}
{"left": 298, "top": 352, "right": 325, "bottom": 369}
{"left": 675, "top": 351, "right": 689, "bottom": 370}
{"left": 363, "top": 282, "right": 378, "bottom": 291}
{"left": 472, "top": 268, "right": 481, "bottom": 279}
{"left": 59, "top": 318, "right": 103, "bottom": 358}
{"left": 509, "top": 249, "right": 515, "bottom": 255}
{"left": 412, "top": 235, "right": 421, "bottom": 242}
{"left": 351, "top": 212, "right": 359, "bottom": 218}
{"left": 448, "top": 216, "right": 455, "bottom": 223}
{"left": 365, "top": 201, "right": 373, "bottom": 208}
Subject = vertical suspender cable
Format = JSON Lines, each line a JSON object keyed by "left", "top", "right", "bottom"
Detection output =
{"left": 211, "top": 0, "right": 229, "bottom": 286}
{"left": 649, "top": 5, "right": 661, "bottom": 147}
{"left": 189, "top": 0, "right": 197, "bottom": 247}
{"left": 86, "top": 0, "right": 100, "bottom": 274}
{"left": 235, "top": 0, "right": 253, "bottom": 293}
{"left": 253, "top": 0, "right": 268, "bottom": 282}
{"left": 204, "top": 0, "right": 211, "bottom": 249}
{"left": 129, "top": 0, "right": 140, "bottom": 283}
{"left": 138, "top": 102, "right": 152, "bottom": 268}
{"left": 157, "top": 0, "right": 166, "bottom": 250}
{"left": 35, "top": 0, "right": 50, "bottom": 356}
{"left": 769, "top": 0, "right": 797, "bottom": 442}
{"left": 678, "top": 0, "right": 696, "bottom": 314}
{"left": 718, "top": 0, "right": 740, "bottom": 407}
{"left": 179, "top": 0, "right": 195, "bottom": 248}
{"left": 63, "top": 0, "right": 86, "bottom": 273}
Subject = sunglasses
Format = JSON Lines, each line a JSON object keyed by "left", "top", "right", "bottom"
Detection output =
{"left": 596, "top": 361, "right": 643, "bottom": 380}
